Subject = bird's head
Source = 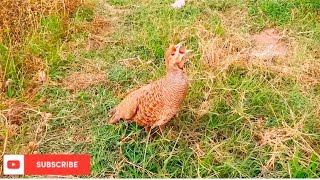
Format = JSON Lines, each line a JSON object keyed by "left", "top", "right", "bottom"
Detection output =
{"left": 165, "top": 42, "right": 192, "bottom": 72}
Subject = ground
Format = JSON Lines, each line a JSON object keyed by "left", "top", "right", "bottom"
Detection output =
{"left": 0, "top": 0, "right": 320, "bottom": 178}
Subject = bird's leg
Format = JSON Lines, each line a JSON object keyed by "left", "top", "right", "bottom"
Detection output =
{"left": 144, "top": 126, "right": 151, "bottom": 132}
{"left": 123, "top": 121, "right": 130, "bottom": 127}
{"left": 158, "top": 125, "right": 165, "bottom": 136}
{"left": 159, "top": 124, "right": 165, "bottom": 131}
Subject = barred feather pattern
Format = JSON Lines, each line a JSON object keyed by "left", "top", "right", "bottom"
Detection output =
{"left": 108, "top": 69, "right": 188, "bottom": 129}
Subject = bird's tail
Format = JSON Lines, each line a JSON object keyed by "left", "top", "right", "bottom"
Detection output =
{"left": 108, "top": 107, "right": 121, "bottom": 124}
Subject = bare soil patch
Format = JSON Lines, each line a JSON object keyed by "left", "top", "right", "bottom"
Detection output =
{"left": 250, "top": 28, "right": 288, "bottom": 60}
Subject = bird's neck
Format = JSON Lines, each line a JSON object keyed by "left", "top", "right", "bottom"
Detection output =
{"left": 165, "top": 67, "right": 186, "bottom": 80}
{"left": 166, "top": 66, "right": 184, "bottom": 75}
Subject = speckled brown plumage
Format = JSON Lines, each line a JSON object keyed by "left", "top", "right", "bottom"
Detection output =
{"left": 108, "top": 42, "right": 191, "bottom": 131}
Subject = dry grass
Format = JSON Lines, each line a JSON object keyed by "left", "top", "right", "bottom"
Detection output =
{"left": 197, "top": 19, "right": 320, "bottom": 172}
{"left": 253, "top": 117, "right": 320, "bottom": 177}
{"left": 84, "top": 16, "right": 112, "bottom": 50}
{"left": 0, "top": 98, "right": 30, "bottom": 172}
{"left": 63, "top": 71, "right": 107, "bottom": 90}
{"left": 62, "top": 58, "right": 108, "bottom": 90}
{"left": 89, "top": 16, "right": 112, "bottom": 35}
{"left": 197, "top": 15, "right": 320, "bottom": 88}
{"left": 0, "top": 0, "right": 93, "bottom": 95}
{"left": 0, "top": 0, "right": 96, "bottom": 163}
{"left": 0, "top": 0, "right": 82, "bottom": 43}
{"left": 2, "top": 0, "right": 113, "bottom": 164}
{"left": 0, "top": 99, "right": 30, "bottom": 126}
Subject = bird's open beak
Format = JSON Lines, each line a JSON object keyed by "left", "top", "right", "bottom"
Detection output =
{"left": 175, "top": 41, "right": 185, "bottom": 50}
{"left": 174, "top": 42, "right": 192, "bottom": 60}
{"left": 175, "top": 41, "right": 192, "bottom": 56}
{"left": 185, "top": 49, "right": 192, "bottom": 54}
{"left": 173, "top": 42, "right": 192, "bottom": 71}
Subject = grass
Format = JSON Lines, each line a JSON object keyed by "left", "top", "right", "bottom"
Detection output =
{"left": 1, "top": 0, "right": 320, "bottom": 178}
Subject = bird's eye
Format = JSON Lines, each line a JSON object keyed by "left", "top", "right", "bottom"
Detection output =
{"left": 171, "top": 53, "right": 175, "bottom": 56}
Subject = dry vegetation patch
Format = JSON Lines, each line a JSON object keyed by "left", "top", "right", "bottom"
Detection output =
{"left": 252, "top": 117, "right": 319, "bottom": 176}
{"left": 96, "top": 1, "right": 130, "bottom": 22}
{"left": 0, "top": 0, "right": 91, "bottom": 90}
{"left": 64, "top": 71, "right": 107, "bottom": 90}
{"left": 0, "top": 99, "right": 48, "bottom": 159}
{"left": 0, "top": 99, "right": 29, "bottom": 126}
{"left": 0, "top": 0, "right": 96, "bottom": 158}
{"left": 63, "top": 58, "right": 107, "bottom": 91}
{"left": 0, "top": 70, "right": 10, "bottom": 95}
{"left": 85, "top": 16, "right": 113, "bottom": 50}
{"left": 193, "top": 9, "right": 320, "bottom": 176}
{"left": 0, "top": 0, "right": 82, "bottom": 43}
{"left": 196, "top": 6, "right": 320, "bottom": 88}
{"left": 198, "top": 21, "right": 319, "bottom": 87}
{"left": 199, "top": 30, "right": 250, "bottom": 70}
{"left": 89, "top": 16, "right": 112, "bottom": 35}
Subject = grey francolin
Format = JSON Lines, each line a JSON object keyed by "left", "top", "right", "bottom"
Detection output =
{"left": 108, "top": 42, "right": 192, "bottom": 131}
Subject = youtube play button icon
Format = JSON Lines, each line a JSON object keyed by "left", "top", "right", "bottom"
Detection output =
{"left": 7, "top": 160, "right": 20, "bottom": 169}
{"left": 3, "top": 155, "right": 24, "bottom": 175}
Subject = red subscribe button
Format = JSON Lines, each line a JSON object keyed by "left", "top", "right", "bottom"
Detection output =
{"left": 25, "top": 154, "right": 90, "bottom": 175}
{"left": 3, "top": 154, "right": 90, "bottom": 175}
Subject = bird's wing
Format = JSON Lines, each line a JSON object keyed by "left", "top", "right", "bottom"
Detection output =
{"left": 133, "top": 82, "right": 164, "bottom": 126}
